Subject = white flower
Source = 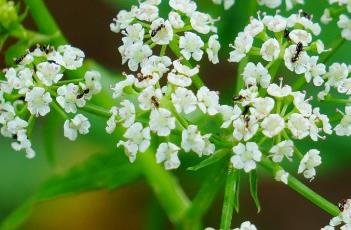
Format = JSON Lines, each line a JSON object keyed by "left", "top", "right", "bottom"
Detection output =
{"left": 212, "top": 0, "right": 235, "bottom": 10}
{"left": 150, "top": 18, "right": 173, "bottom": 45}
{"left": 135, "top": 2, "right": 158, "bottom": 22}
{"left": 258, "top": 0, "right": 281, "bottom": 8}
{"left": 149, "top": 108, "right": 176, "bottom": 136}
{"left": 250, "top": 97, "right": 275, "bottom": 119}
{"left": 229, "top": 32, "right": 253, "bottom": 62}
{"left": 122, "top": 23, "right": 144, "bottom": 45}
{"left": 269, "top": 140, "right": 294, "bottom": 162}
{"left": 197, "top": 86, "right": 220, "bottom": 115}
{"left": 190, "top": 12, "right": 217, "bottom": 34}
{"left": 267, "top": 82, "right": 292, "bottom": 98}
{"left": 138, "top": 86, "right": 163, "bottom": 110}
{"left": 233, "top": 221, "right": 257, "bottom": 230}
{"left": 49, "top": 45, "right": 85, "bottom": 70}
{"left": 169, "top": 0, "right": 197, "bottom": 16}
{"left": 119, "top": 100, "right": 136, "bottom": 128}
{"left": 321, "top": 9, "right": 332, "bottom": 25}
{"left": 122, "top": 42, "right": 153, "bottom": 72}
{"left": 305, "top": 56, "right": 326, "bottom": 86}
{"left": 233, "top": 116, "right": 259, "bottom": 141}
{"left": 309, "top": 108, "right": 332, "bottom": 141}
{"left": 2, "top": 68, "right": 20, "bottom": 93}
{"left": 260, "top": 38, "right": 280, "bottom": 62}
{"left": 287, "top": 113, "right": 311, "bottom": 139}
{"left": 275, "top": 169, "right": 289, "bottom": 184}
{"left": 289, "top": 29, "right": 312, "bottom": 46}
{"left": 110, "top": 10, "right": 135, "bottom": 33}
{"left": 284, "top": 44, "right": 309, "bottom": 74}
{"left": 291, "top": 91, "right": 312, "bottom": 117}
{"left": 64, "top": 114, "right": 91, "bottom": 141}
{"left": 298, "top": 149, "right": 321, "bottom": 180}
{"left": 168, "top": 11, "right": 184, "bottom": 29}
{"left": 181, "top": 125, "right": 213, "bottom": 156}
{"left": 335, "top": 106, "right": 351, "bottom": 136}
{"left": 338, "top": 15, "right": 351, "bottom": 40}
{"left": 179, "top": 32, "right": 204, "bottom": 61}
{"left": 25, "top": 87, "right": 52, "bottom": 117}
{"left": 262, "top": 15, "right": 287, "bottom": 32}
{"left": 11, "top": 130, "right": 35, "bottom": 159}
{"left": 286, "top": 0, "right": 304, "bottom": 10}
{"left": 207, "top": 35, "right": 221, "bottom": 64}
{"left": 244, "top": 18, "right": 264, "bottom": 37}
{"left": 231, "top": 142, "right": 262, "bottom": 173}
{"left": 6, "top": 117, "right": 28, "bottom": 136}
{"left": 171, "top": 87, "right": 198, "bottom": 114}
{"left": 167, "top": 60, "right": 199, "bottom": 87}
{"left": 219, "top": 105, "right": 241, "bottom": 128}
{"left": 36, "top": 62, "right": 63, "bottom": 86}
{"left": 261, "top": 114, "right": 285, "bottom": 137}
{"left": 56, "top": 83, "right": 86, "bottom": 113}
{"left": 111, "top": 74, "right": 135, "bottom": 98}
{"left": 80, "top": 71, "right": 102, "bottom": 99}
{"left": 326, "top": 63, "right": 349, "bottom": 88}
{"left": 106, "top": 107, "right": 118, "bottom": 134}
{"left": 117, "top": 122, "right": 151, "bottom": 162}
{"left": 242, "top": 62, "right": 271, "bottom": 88}
{"left": 141, "top": 55, "right": 172, "bottom": 78}
{"left": 156, "top": 142, "right": 181, "bottom": 170}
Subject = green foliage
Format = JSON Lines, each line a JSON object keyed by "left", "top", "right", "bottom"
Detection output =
{"left": 0, "top": 152, "right": 141, "bottom": 230}
{"left": 249, "top": 170, "right": 261, "bottom": 213}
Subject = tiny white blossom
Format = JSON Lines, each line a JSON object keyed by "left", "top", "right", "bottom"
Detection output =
{"left": 149, "top": 108, "right": 176, "bottom": 136}
{"left": 190, "top": 12, "right": 217, "bottom": 34}
{"left": 150, "top": 18, "right": 173, "bottom": 45}
{"left": 233, "top": 221, "right": 257, "bottom": 230}
{"left": 110, "top": 10, "right": 135, "bottom": 33}
{"left": 106, "top": 107, "right": 118, "bottom": 134}
{"left": 244, "top": 18, "right": 264, "bottom": 37}
{"left": 335, "top": 106, "right": 351, "bottom": 136}
{"left": 269, "top": 140, "right": 294, "bottom": 162}
{"left": 287, "top": 113, "right": 311, "bottom": 139}
{"left": 219, "top": 105, "right": 241, "bottom": 128}
{"left": 167, "top": 60, "right": 199, "bottom": 87}
{"left": 49, "top": 45, "right": 85, "bottom": 70}
{"left": 326, "top": 63, "right": 349, "bottom": 88}
{"left": 119, "top": 100, "right": 136, "bottom": 128}
{"left": 64, "top": 114, "right": 91, "bottom": 141}
{"left": 275, "top": 169, "right": 289, "bottom": 184}
{"left": 261, "top": 114, "right": 285, "bottom": 137}
{"left": 262, "top": 15, "right": 287, "bottom": 32}
{"left": 338, "top": 15, "right": 351, "bottom": 40}
{"left": 171, "top": 87, "right": 198, "bottom": 114}
{"left": 231, "top": 142, "right": 262, "bottom": 173}
{"left": 138, "top": 86, "right": 163, "bottom": 110}
{"left": 179, "top": 32, "right": 204, "bottom": 61}
{"left": 135, "top": 3, "right": 159, "bottom": 22}
{"left": 260, "top": 38, "right": 280, "bottom": 62}
{"left": 267, "top": 82, "right": 292, "bottom": 98}
{"left": 233, "top": 116, "right": 259, "bottom": 141}
{"left": 197, "top": 86, "right": 220, "bottom": 115}
{"left": 111, "top": 74, "right": 135, "bottom": 98}
{"left": 156, "top": 142, "right": 181, "bottom": 170}
{"left": 207, "top": 35, "right": 221, "bottom": 64}
{"left": 298, "top": 149, "right": 321, "bottom": 180}
{"left": 305, "top": 56, "right": 326, "bottom": 86}
{"left": 242, "top": 62, "right": 271, "bottom": 88}
{"left": 117, "top": 122, "right": 151, "bottom": 162}
{"left": 229, "top": 32, "right": 253, "bottom": 62}
{"left": 250, "top": 97, "right": 275, "bottom": 119}
{"left": 289, "top": 29, "right": 312, "bottom": 46}
{"left": 169, "top": 0, "right": 197, "bottom": 16}
{"left": 181, "top": 125, "right": 214, "bottom": 156}
{"left": 56, "top": 83, "right": 86, "bottom": 113}
{"left": 168, "top": 11, "right": 184, "bottom": 29}
{"left": 25, "top": 87, "right": 52, "bottom": 117}
{"left": 284, "top": 44, "right": 309, "bottom": 74}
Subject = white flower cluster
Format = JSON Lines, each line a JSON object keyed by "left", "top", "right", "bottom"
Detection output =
{"left": 110, "top": 0, "right": 221, "bottom": 74}
{"left": 322, "top": 199, "right": 351, "bottom": 230}
{"left": 229, "top": 11, "right": 328, "bottom": 87}
{"left": 0, "top": 45, "right": 101, "bottom": 158}
{"left": 107, "top": 69, "right": 219, "bottom": 168}
{"left": 227, "top": 82, "right": 327, "bottom": 179}
{"left": 322, "top": 0, "right": 351, "bottom": 40}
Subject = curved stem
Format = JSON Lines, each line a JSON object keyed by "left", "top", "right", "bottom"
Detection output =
{"left": 260, "top": 158, "right": 340, "bottom": 217}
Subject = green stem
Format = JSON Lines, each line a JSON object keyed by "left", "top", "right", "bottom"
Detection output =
{"left": 81, "top": 104, "right": 110, "bottom": 118}
{"left": 220, "top": 166, "right": 239, "bottom": 230}
{"left": 137, "top": 150, "right": 190, "bottom": 224}
{"left": 322, "top": 38, "right": 346, "bottom": 64}
{"left": 260, "top": 158, "right": 340, "bottom": 217}
{"left": 23, "top": 0, "right": 67, "bottom": 45}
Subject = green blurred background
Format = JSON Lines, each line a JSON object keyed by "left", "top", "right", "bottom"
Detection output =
{"left": 1, "top": 0, "right": 351, "bottom": 229}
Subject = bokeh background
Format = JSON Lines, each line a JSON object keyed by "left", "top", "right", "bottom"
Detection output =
{"left": 1, "top": 0, "right": 351, "bottom": 229}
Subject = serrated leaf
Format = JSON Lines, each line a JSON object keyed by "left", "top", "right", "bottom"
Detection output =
{"left": 0, "top": 152, "right": 141, "bottom": 230}
{"left": 249, "top": 170, "right": 261, "bottom": 213}
{"left": 187, "top": 149, "right": 229, "bottom": 171}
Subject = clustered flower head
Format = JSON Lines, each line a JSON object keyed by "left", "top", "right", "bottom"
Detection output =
{"left": 0, "top": 44, "right": 101, "bottom": 158}
{"left": 322, "top": 199, "right": 351, "bottom": 230}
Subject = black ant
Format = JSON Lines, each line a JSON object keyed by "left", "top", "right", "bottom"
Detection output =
{"left": 232, "top": 95, "right": 245, "bottom": 102}
{"left": 14, "top": 55, "right": 25, "bottom": 65}
{"left": 76, "top": 89, "right": 90, "bottom": 99}
{"left": 151, "top": 24, "right": 165, "bottom": 37}
{"left": 299, "top": 10, "right": 312, "bottom": 20}
{"left": 338, "top": 199, "right": 348, "bottom": 212}
{"left": 47, "top": 60, "right": 58, "bottom": 65}
{"left": 151, "top": 96, "right": 160, "bottom": 108}
{"left": 291, "top": 42, "right": 303, "bottom": 63}
{"left": 137, "top": 73, "right": 153, "bottom": 82}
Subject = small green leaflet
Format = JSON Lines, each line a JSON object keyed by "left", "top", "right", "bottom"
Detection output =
{"left": 249, "top": 170, "right": 261, "bottom": 213}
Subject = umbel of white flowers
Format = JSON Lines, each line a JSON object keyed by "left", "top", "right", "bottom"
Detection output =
{"left": 0, "top": 45, "right": 102, "bottom": 158}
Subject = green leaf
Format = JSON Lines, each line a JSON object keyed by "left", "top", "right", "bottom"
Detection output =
{"left": 0, "top": 152, "right": 141, "bottom": 230}
{"left": 234, "top": 171, "right": 240, "bottom": 213}
{"left": 249, "top": 170, "right": 261, "bottom": 213}
{"left": 220, "top": 167, "right": 240, "bottom": 230}
{"left": 187, "top": 149, "right": 230, "bottom": 171}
